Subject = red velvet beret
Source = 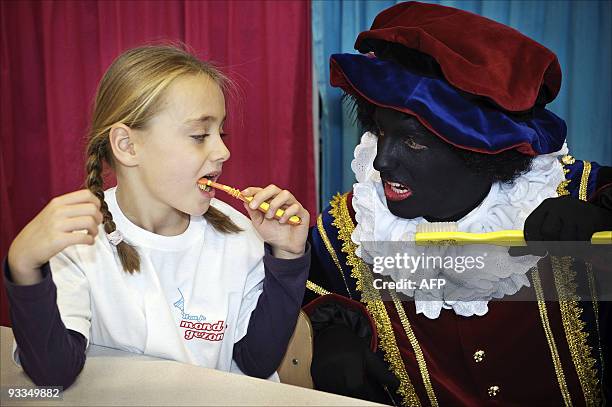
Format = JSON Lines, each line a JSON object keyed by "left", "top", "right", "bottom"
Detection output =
{"left": 355, "top": 1, "right": 562, "bottom": 112}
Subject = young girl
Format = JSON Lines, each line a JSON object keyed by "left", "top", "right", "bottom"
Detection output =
{"left": 4, "top": 45, "right": 310, "bottom": 388}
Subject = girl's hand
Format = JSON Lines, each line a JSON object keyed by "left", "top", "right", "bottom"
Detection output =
{"left": 241, "top": 185, "right": 309, "bottom": 260}
{"left": 7, "top": 189, "right": 103, "bottom": 285}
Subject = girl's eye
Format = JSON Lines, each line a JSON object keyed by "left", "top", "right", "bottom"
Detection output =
{"left": 190, "top": 134, "right": 208, "bottom": 142}
{"left": 404, "top": 138, "right": 428, "bottom": 150}
{"left": 191, "top": 133, "right": 229, "bottom": 143}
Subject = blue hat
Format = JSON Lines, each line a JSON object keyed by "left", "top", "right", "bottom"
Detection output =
{"left": 331, "top": 53, "right": 566, "bottom": 156}
{"left": 354, "top": 1, "right": 562, "bottom": 113}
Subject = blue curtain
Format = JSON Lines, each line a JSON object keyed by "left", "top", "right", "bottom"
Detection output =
{"left": 313, "top": 0, "right": 612, "bottom": 208}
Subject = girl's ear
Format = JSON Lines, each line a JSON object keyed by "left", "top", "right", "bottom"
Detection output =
{"left": 109, "top": 123, "right": 138, "bottom": 167}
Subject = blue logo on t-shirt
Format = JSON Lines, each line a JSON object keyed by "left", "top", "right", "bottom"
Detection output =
{"left": 173, "top": 288, "right": 206, "bottom": 322}
{"left": 173, "top": 288, "right": 225, "bottom": 341}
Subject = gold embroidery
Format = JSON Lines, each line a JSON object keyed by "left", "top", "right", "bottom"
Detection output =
{"left": 579, "top": 161, "right": 591, "bottom": 201}
{"left": 557, "top": 155, "right": 575, "bottom": 196}
{"left": 532, "top": 268, "right": 573, "bottom": 407}
{"left": 306, "top": 280, "right": 330, "bottom": 296}
{"left": 552, "top": 256, "right": 600, "bottom": 406}
{"left": 390, "top": 290, "right": 439, "bottom": 406}
{"left": 557, "top": 180, "right": 571, "bottom": 197}
{"left": 561, "top": 155, "right": 576, "bottom": 165}
{"left": 553, "top": 159, "right": 600, "bottom": 404}
{"left": 316, "top": 214, "right": 352, "bottom": 298}
{"left": 586, "top": 264, "right": 605, "bottom": 388}
{"left": 330, "top": 193, "right": 421, "bottom": 407}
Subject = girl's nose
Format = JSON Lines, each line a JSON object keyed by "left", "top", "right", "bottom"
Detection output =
{"left": 209, "top": 135, "right": 231, "bottom": 163}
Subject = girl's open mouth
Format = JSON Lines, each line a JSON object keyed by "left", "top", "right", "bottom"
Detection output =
{"left": 198, "top": 172, "right": 221, "bottom": 194}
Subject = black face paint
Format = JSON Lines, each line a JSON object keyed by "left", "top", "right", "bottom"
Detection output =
{"left": 372, "top": 107, "right": 493, "bottom": 222}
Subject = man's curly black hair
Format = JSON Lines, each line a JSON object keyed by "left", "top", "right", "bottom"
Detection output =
{"left": 344, "top": 93, "right": 534, "bottom": 184}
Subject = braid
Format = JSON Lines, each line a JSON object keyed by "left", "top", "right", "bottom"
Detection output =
{"left": 204, "top": 207, "right": 242, "bottom": 234}
{"left": 85, "top": 140, "right": 141, "bottom": 274}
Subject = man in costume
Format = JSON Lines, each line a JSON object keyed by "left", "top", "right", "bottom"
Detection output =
{"left": 303, "top": 2, "right": 611, "bottom": 406}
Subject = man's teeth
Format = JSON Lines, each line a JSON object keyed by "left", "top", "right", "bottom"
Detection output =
{"left": 387, "top": 181, "right": 408, "bottom": 193}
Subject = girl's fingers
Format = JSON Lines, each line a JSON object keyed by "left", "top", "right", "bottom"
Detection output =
{"left": 52, "top": 189, "right": 101, "bottom": 208}
{"left": 241, "top": 187, "right": 262, "bottom": 198}
{"left": 241, "top": 185, "right": 307, "bottom": 224}
{"left": 279, "top": 203, "right": 301, "bottom": 223}
{"left": 58, "top": 203, "right": 103, "bottom": 225}
{"left": 243, "top": 202, "right": 265, "bottom": 225}
{"left": 266, "top": 190, "right": 294, "bottom": 219}
{"left": 61, "top": 216, "right": 100, "bottom": 237}
{"left": 61, "top": 231, "right": 96, "bottom": 247}
{"left": 247, "top": 184, "right": 282, "bottom": 211}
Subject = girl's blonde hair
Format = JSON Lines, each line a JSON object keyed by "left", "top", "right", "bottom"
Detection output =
{"left": 85, "top": 44, "right": 241, "bottom": 274}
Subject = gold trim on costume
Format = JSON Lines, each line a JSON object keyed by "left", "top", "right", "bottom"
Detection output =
{"left": 330, "top": 193, "right": 422, "bottom": 407}
{"left": 549, "top": 160, "right": 601, "bottom": 405}
{"left": 561, "top": 155, "right": 576, "bottom": 165}
{"left": 586, "top": 264, "right": 605, "bottom": 393}
{"left": 552, "top": 256, "right": 600, "bottom": 406}
{"left": 557, "top": 155, "right": 574, "bottom": 196}
{"left": 316, "top": 214, "right": 353, "bottom": 298}
{"left": 532, "top": 269, "right": 573, "bottom": 407}
{"left": 306, "top": 280, "right": 331, "bottom": 296}
{"left": 389, "top": 290, "right": 439, "bottom": 407}
{"left": 551, "top": 163, "right": 601, "bottom": 405}
{"left": 557, "top": 180, "right": 571, "bottom": 197}
{"left": 579, "top": 161, "right": 592, "bottom": 201}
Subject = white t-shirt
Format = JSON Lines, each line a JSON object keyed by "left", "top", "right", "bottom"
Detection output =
{"left": 14, "top": 187, "right": 275, "bottom": 379}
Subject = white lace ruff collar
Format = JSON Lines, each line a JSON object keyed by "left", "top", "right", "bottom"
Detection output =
{"left": 350, "top": 132, "right": 568, "bottom": 319}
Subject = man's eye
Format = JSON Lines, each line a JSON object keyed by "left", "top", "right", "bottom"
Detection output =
{"left": 404, "top": 138, "right": 428, "bottom": 150}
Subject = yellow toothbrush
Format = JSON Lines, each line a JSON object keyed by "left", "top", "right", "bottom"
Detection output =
{"left": 415, "top": 222, "right": 612, "bottom": 246}
{"left": 198, "top": 179, "right": 302, "bottom": 226}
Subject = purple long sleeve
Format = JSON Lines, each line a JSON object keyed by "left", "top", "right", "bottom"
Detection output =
{"left": 232, "top": 244, "right": 310, "bottom": 378}
{"left": 3, "top": 242, "right": 310, "bottom": 384}
{"left": 3, "top": 259, "right": 87, "bottom": 389}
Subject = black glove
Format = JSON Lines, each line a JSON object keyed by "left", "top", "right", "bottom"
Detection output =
{"left": 509, "top": 196, "right": 612, "bottom": 257}
{"left": 311, "top": 323, "right": 399, "bottom": 403}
